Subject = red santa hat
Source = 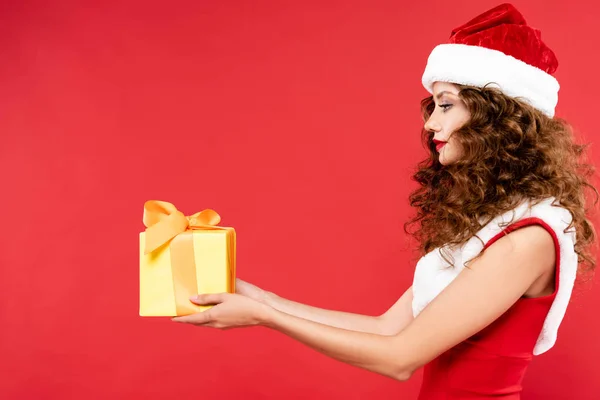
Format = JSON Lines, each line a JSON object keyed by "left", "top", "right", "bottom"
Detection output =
{"left": 421, "top": 3, "right": 559, "bottom": 117}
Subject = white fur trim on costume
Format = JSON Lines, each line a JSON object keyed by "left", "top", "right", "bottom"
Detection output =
{"left": 411, "top": 197, "right": 577, "bottom": 355}
{"left": 421, "top": 44, "right": 560, "bottom": 118}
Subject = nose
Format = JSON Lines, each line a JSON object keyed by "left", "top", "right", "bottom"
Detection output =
{"left": 424, "top": 116, "right": 441, "bottom": 133}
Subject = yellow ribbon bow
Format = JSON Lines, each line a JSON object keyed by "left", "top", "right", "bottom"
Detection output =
{"left": 143, "top": 200, "right": 225, "bottom": 254}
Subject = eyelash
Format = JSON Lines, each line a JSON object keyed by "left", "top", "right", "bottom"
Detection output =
{"left": 439, "top": 104, "right": 452, "bottom": 112}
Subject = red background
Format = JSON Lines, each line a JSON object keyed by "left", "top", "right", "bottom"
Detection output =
{"left": 2, "top": 1, "right": 599, "bottom": 398}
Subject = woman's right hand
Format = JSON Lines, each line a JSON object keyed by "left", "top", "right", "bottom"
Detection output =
{"left": 235, "top": 278, "right": 275, "bottom": 305}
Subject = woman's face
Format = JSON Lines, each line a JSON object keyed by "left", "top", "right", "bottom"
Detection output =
{"left": 424, "top": 82, "right": 471, "bottom": 165}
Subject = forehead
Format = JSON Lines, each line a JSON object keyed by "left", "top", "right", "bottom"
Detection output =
{"left": 432, "top": 81, "right": 460, "bottom": 96}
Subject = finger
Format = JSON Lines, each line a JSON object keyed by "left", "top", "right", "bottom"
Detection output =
{"left": 190, "top": 293, "right": 227, "bottom": 305}
{"left": 172, "top": 310, "right": 212, "bottom": 324}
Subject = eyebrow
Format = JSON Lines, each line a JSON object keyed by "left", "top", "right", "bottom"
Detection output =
{"left": 435, "top": 90, "right": 457, "bottom": 99}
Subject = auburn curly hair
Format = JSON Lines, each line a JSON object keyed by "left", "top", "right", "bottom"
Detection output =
{"left": 403, "top": 84, "right": 598, "bottom": 276}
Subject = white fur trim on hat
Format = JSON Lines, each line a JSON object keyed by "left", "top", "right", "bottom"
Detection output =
{"left": 421, "top": 43, "right": 560, "bottom": 117}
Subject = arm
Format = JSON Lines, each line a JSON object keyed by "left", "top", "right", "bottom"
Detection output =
{"left": 176, "top": 225, "right": 555, "bottom": 382}
{"left": 261, "top": 225, "right": 555, "bottom": 380}
{"left": 263, "top": 286, "right": 414, "bottom": 335}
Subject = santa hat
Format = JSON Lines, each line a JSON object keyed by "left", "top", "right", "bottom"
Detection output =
{"left": 421, "top": 3, "right": 559, "bottom": 117}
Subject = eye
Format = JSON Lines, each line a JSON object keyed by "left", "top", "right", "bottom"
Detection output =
{"left": 440, "top": 103, "right": 453, "bottom": 112}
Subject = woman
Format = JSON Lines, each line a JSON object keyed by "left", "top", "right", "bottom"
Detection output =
{"left": 173, "top": 3, "right": 597, "bottom": 398}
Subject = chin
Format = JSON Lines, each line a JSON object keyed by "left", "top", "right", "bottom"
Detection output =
{"left": 441, "top": 157, "right": 457, "bottom": 165}
{"left": 438, "top": 148, "right": 461, "bottom": 165}
{"left": 439, "top": 157, "right": 458, "bottom": 166}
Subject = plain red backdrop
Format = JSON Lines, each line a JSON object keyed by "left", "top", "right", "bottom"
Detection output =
{"left": 2, "top": 0, "right": 600, "bottom": 399}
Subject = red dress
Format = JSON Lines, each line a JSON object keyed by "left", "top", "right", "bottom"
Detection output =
{"left": 415, "top": 209, "right": 568, "bottom": 399}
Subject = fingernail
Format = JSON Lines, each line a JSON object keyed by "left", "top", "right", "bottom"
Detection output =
{"left": 189, "top": 295, "right": 198, "bottom": 300}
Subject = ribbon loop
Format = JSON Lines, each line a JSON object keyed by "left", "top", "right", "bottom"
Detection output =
{"left": 187, "top": 209, "right": 221, "bottom": 227}
{"left": 143, "top": 200, "right": 223, "bottom": 255}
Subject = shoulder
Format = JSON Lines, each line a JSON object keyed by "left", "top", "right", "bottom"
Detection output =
{"left": 477, "top": 196, "right": 572, "bottom": 266}
{"left": 492, "top": 223, "right": 556, "bottom": 253}
{"left": 479, "top": 223, "right": 556, "bottom": 277}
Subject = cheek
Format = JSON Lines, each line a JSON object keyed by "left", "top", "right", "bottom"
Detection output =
{"left": 448, "top": 107, "right": 470, "bottom": 134}
{"left": 446, "top": 137, "right": 463, "bottom": 157}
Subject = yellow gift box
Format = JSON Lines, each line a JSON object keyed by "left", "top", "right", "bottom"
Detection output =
{"left": 139, "top": 200, "right": 236, "bottom": 316}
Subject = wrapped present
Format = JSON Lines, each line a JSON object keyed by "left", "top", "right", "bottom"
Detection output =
{"left": 139, "top": 200, "right": 236, "bottom": 316}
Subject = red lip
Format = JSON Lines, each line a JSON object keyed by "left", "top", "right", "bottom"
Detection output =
{"left": 433, "top": 139, "right": 447, "bottom": 152}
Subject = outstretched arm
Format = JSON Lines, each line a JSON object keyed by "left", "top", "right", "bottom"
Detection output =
{"left": 261, "top": 286, "right": 413, "bottom": 335}
{"left": 174, "top": 225, "right": 556, "bottom": 381}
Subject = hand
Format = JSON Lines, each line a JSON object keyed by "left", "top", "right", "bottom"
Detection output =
{"left": 235, "top": 278, "right": 275, "bottom": 305}
{"left": 172, "top": 293, "right": 272, "bottom": 329}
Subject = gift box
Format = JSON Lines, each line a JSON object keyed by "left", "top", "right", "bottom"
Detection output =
{"left": 139, "top": 200, "right": 236, "bottom": 316}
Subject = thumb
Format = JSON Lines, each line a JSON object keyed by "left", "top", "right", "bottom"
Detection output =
{"left": 190, "top": 293, "right": 225, "bottom": 305}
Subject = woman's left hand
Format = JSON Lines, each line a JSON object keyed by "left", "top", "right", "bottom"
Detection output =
{"left": 172, "top": 293, "right": 272, "bottom": 329}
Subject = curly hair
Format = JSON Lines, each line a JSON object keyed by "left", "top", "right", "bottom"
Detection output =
{"left": 403, "top": 84, "right": 598, "bottom": 276}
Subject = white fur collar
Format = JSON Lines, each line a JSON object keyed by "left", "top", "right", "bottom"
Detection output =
{"left": 411, "top": 197, "right": 577, "bottom": 355}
